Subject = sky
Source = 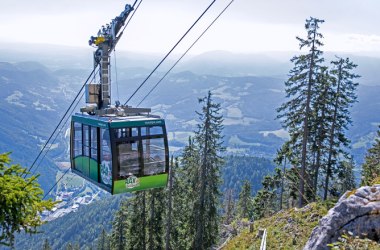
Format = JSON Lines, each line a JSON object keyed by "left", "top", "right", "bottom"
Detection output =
{"left": 1, "top": 0, "right": 380, "bottom": 55}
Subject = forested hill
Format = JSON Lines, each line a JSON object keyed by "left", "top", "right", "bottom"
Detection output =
{"left": 11, "top": 155, "right": 274, "bottom": 249}
{"left": 12, "top": 196, "right": 122, "bottom": 250}
{"left": 221, "top": 155, "right": 276, "bottom": 197}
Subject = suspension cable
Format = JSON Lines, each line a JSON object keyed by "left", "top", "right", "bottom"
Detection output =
{"left": 43, "top": 167, "right": 72, "bottom": 200}
{"left": 137, "top": 0, "right": 235, "bottom": 107}
{"left": 124, "top": 0, "right": 217, "bottom": 106}
{"left": 34, "top": 1, "right": 143, "bottom": 197}
{"left": 24, "top": 65, "right": 99, "bottom": 178}
{"left": 32, "top": 78, "right": 93, "bottom": 176}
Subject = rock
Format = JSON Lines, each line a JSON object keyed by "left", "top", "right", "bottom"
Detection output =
{"left": 303, "top": 185, "right": 380, "bottom": 250}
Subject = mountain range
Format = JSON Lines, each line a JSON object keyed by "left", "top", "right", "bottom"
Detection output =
{"left": 1, "top": 45, "right": 380, "bottom": 193}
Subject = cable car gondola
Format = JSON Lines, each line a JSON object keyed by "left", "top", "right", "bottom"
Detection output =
{"left": 69, "top": 2, "right": 169, "bottom": 194}
{"left": 71, "top": 112, "right": 169, "bottom": 194}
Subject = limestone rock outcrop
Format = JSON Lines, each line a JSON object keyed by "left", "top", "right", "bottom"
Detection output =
{"left": 304, "top": 185, "right": 380, "bottom": 250}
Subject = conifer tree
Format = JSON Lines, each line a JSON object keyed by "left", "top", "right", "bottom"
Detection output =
{"left": 97, "top": 228, "right": 110, "bottom": 250}
{"left": 223, "top": 189, "right": 235, "bottom": 224}
{"left": 191, "top": 91, "right": 225, "bottom": 249}
{"left": 277, "top": 17, "right": 325, "bottom": 207}
{"left": 147, "top": 189, "right": 165, "bottom": 250}
{"left": 169, "top": 155, "right": 193, "bottom": 249}
{"left": 110, "top": 199, "right": 128, "bottom": 250}
{"left": 237, "top": 181, "right": 253, "bottom": 219}
{"left": 0, "top": 153, "right": 55, "bottom": 246}
{"left": 333, "top": 158, "right": 356, "bottom": 195}
{"left": 309, "top": 66, "right": 333, "bottom": 200}
{"left": 361, "top": 127, "right": 380, "bottom": 185}
{"left": 165, "top": 156, "right": 174, "bottom": 250}
{"left": 127, "top": 192, "right": 147, "bottom": 250}
{"left": 323, "top": 57, "right": 359, "bottom": 199}
{"left": 42, "top": 239, "right": 52, "bottom": 250}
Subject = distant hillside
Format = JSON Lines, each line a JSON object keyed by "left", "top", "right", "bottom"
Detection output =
{"left": 1, "top": 60, "right": 379, "bottom": 194}
{"left": 13, "top": 195, "right": 122, "bottom": 250}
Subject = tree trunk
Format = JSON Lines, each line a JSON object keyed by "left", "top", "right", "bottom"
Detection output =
{"left": 165, "top": 157, "right": 174, "bottom": 250}
{"left": 194, "top": 93, "right": 211, "bottom": 249}
{"left": 299, "top": 26, "right": 317, "bottom": 208}
{"left": 324, "top": 61, "right": 342, "bottom": 200}
{"left": 280, "top": 158, "right": 286, "bottom": 210}
{"left": 149, "top": 192, "right": 155, "bottom": 249}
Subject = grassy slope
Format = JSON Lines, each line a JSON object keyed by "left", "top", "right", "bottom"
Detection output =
{"left": 223, "top": 200, "right": 379, "bottom": 250}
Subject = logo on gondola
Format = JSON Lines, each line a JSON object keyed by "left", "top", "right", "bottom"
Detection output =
{"left": 126, "top": 175, "right": 140, "bottom": 189}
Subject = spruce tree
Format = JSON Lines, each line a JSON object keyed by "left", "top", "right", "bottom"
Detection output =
{"left": 323, "top": 57, "right": 359, "bottom": 199}
{"left": 277, "top": 17, "right": 325, "bottom": 207}
{"left": 127, "top": 192, "right": 147, "bottom": 250}
{"left": 147, "top": 189, "right": 165, "bottom": 250}
{"left": 170, "top": 155, "right": 193, "bottom": 249}
{"left": 223, "top": 189, "right": 235, "bottom": 225}
{"left": 42, "top": 239, "right": 52, "bottom": 250}
{"left": 110, "top": 199, "right": 128, "bottom": 250}
{"left": 97, "top": 228, "right": 110, "bottom": 250}
{"left": 237, "top": 181, "right": 253, "bottom": 219}
{"left": 333, "top": 158, "right": 356, "bottom": 195}
{"left": 165, "top": 156, "right": 174, "bottom": 250}
{"left": 361, "top": 127, "right": 380, "bottom": 185}
{"left": 191, "top": 91, "right": 225, "bottom": 249}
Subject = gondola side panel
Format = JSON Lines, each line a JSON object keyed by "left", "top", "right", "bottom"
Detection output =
{"left": 113, "top": 173, "right": 168, "bottom": 194}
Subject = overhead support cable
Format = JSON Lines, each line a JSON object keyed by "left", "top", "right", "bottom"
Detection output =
{"left": 24, "top": 65, "right": 99, "bottom": 178}
{"left": 110, "top": 0, "right": 143, "bottom": 51}
{"left": 124, "top": 0, "right": 217, "bottom": 106}
{"left": 137, "top": 0, "right": 235, "bottom": 107}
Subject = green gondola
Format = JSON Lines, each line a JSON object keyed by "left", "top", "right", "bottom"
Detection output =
{"left": 70, "top": 113, "right": 169, "bottom": 194}
{"left": 70, "top": 2, "right": 169, "bottom": 194}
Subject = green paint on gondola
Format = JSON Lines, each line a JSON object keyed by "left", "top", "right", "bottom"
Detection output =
{"left": 113, "top": 174, "right": 168, "bottom": 194}
{"left": 73, "top": 156, "right": 99, "bottom": 182}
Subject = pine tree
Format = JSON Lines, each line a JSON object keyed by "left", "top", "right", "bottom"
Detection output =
{"left": 309, "top": 66, "right": 333, "bottom": 201}
{"left": 147, "top": 189, "right": 165, "bottom": 250}
{"left": 361, "top": 127, "right": 380, "bottom": 185}
{"left": 333, "top": 158, "right": 356, "bottom": 195}
{"left": 42, "top": 239, "right": 52, "bottom": 250}
{"left": 277, "top": 17, "right": 325, "bottom": 207}
{"left": 323, "top": 57, "right": 359, "bottom": 199}
{"left": 237, "top": 181, "right": 253, "bottom": 219}
{"left": 169, "top": 155, "right": 193, "bottom": 249}
{"left": 127, "top": 192, "right": 147, "bottom": 250}
{"left": 0, "top": 153, "right": 55, "bottom": 246}
{"left": 97, "top": 228, "right": 110, "bottom": 250}
{"left": 165, "top": 156, "right": 174, "bottom": 250}
{"left": 110, "top": 199, "right": 128, "bottom": 250}
{"left": 223, "top": 189, "right": 235, "bottom": 225}
{"left": 191, "top": 91, "right": 225, "bottom": 249}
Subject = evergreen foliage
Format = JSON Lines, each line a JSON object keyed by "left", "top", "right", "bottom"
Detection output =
{"left": 191, "top": 91, "right": 225, "bottom": 249}
{"left": 110, "top": 199, "right": 128, "bottom": 250}
{"left": 221, "top": 155, "right": 276, "bottom": 197}
{"left": 0, "top": 152, "right": 55, "bottom": 247}
{"left": 42, "top": 239, "right": 52, "bottom": 250}
{"left": 97, "top": 229, "right": 110, "bottom": 250}
{"left": 361, "top": 127, "right": 380, "bottom": 185}
{"left": 323, "top": 57, "right": 359, "bottom": 199}
{"left": 276, "top": 17, "right": 359, "bottom": 207}
{"left": 236, "top": 181, "right": 253, "bottom": 219}
{"left": 252, "top": 169, "right": 282, "bottom": 219}
{"left": 277, "top": 17, "right": 325, "bottom": 207}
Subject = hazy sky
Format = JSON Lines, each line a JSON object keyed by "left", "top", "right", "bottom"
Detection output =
{"left": 1, "top": 0, "right": 380, "bottom": 55}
